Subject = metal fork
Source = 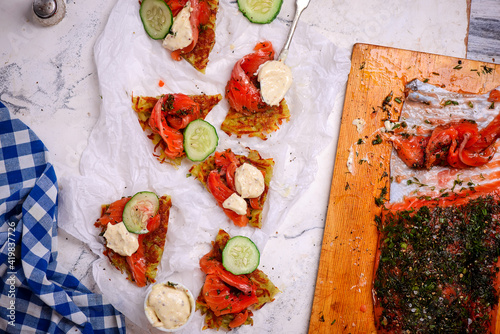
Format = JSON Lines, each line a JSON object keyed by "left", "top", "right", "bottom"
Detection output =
{"left": 278, "top": 0, "right": 312, "bottom": 62}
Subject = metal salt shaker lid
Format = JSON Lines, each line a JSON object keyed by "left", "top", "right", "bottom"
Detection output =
{"left": 33, "top": 0, "right": 57, "bottom": 19}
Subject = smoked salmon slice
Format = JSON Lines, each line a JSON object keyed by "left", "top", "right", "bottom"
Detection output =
{"left": 389, "top": 80, "right": 500, "bottom": 170}
{"left": 196, "top": 230, "right": 279, "bottom": 330}
{"left": 126, "top": 234, "right": 147, "bottom": 287}
{"left": 95, "top": 197, "right": 130, "bottom": 227}
{"left": 190, "top": 149, "right": 273, "bottom": 228}
{"left": 94, "top": 195, "right": 172, "bottom": 287}
{"left": 391, "top": 117, "right": 499, "bottom": 169}
{"left": 168, "top": 0, "right": 200, "bottom": 60}
{"left": 225, "top": 41, "right": 275, "bottom": 115}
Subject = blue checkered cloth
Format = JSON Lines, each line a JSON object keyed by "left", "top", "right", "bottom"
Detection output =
{"left": 0, "top": 102, "right": 126, "bottom": 333}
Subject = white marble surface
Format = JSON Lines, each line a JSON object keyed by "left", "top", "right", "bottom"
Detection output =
{"left": 0, "top": 0, "right": 472, "bottom": 333}
{"left": 468, "top": 0, "right": 500, "bottom": 64}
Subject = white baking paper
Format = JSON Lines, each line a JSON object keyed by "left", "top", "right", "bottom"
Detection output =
{"left": 58, "top": 0, "right": 350, "bottom": 332}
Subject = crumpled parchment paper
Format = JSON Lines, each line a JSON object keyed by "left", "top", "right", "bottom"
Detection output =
{"left": 58, "top": 0, "right": 350, "bottom": 332}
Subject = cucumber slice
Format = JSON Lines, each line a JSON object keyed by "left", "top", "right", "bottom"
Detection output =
{"left": 222, "top": 236, "right": 260, "bottom": 275}
{"left": 140, "top": 0, "right": 173, "bottom": 40}
{"left": 237, "top": 0, "right": 283, "bottom": 24}
{"left": 183, "top": 119, "right": 218, "bottom": 162}
{"left": 122, "top": 191, "right": 160, "bottom": 234}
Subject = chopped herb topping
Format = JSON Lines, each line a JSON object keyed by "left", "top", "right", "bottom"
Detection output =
{"left": 444, "top": 100, "right": 459, "bottom": 106}
{"left": 375, "top": 196, "right": 500, "bottom": 333}
{"left": 375, "top": 186, "right": 388, "bottom": 206}
{"left": 372, "top": 134, "right": 383, "bottom": 145}
{"left": 164, "top": 94, "right": 175, "bottom": 110}
{"left": 406, "top": 177, "right": 427, "bottom": 188}
{"left": 481, "top": 65, "right": 493, "bottom": 74}
{"left": 385, "top": 91, "right": 394, "bottom": 103}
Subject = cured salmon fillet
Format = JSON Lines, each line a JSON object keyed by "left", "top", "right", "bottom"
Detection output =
{"left": 388, "top": 80, "right": 500, "bottom": 203}
{"left": 374, "top": 192, "right": 500, "bottom": 333}
{"left": 374, "top": 80, "right": 500, "bottom": 333}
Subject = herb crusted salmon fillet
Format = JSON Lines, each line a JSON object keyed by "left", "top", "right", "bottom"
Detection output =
{"left": 373, "top": 190, "right": 500, "bottom": 333}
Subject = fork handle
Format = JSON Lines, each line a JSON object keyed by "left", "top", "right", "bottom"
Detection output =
{"left": 278, "top": 0, "right": 311, "bottom": 62}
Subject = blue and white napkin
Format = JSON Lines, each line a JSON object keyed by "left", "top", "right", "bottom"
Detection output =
{"left": 0, "top": 102, "right": 126, "bottom": 333}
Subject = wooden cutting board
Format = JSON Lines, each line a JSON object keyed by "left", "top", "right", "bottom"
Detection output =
{"left": 308, "top": 43, "right": 500, "bottom": 333}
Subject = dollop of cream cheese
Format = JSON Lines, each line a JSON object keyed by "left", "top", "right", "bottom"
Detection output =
{"left": 222, "top": 193, "right": 248, "bottom": 215}
{"left": 162, "top": 2, "right": 193, "bottom": 51}
{"left": 352, "top": 118, "right": 366, "bottom": 134}
{"left": 235, "top": 163, "right": 265, "bottom": 199}
{"left": 145, "top": 284, "right": 192, "bottom": 330}
{"left": 384, "top": 120, "right": 394, "bottom": 132}
{"left": 103, "top": 222, "right": 139, "bottom": 257}
{"left": 257, "top": 60, "right": 293, "bottom": 106}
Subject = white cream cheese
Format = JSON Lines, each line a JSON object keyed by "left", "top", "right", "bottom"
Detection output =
{"left": 257, "top": 60, "right": 293, "bottom": 106}
{"left": 222, "top": 193, "right": 248, "bottom": 215}
{"left": 347, "top": 146, "right": 355, "bottom": 175}
{"left": 235, "top": 163, "right": 265, "bottom": 199}
{"left": 103, "top": 222, "right": 139, "bottom": 257}
{"left": 162, "top": 2, "right": 193, "bottom": 51}
{"left": 145, "top": 283, "right": 192, "bottom": 330}
{"left": 352, "top": 118, "right": 366, "bottom": 134}
{"left": 384, "top": 120, "right": 394, "bottom": 132}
